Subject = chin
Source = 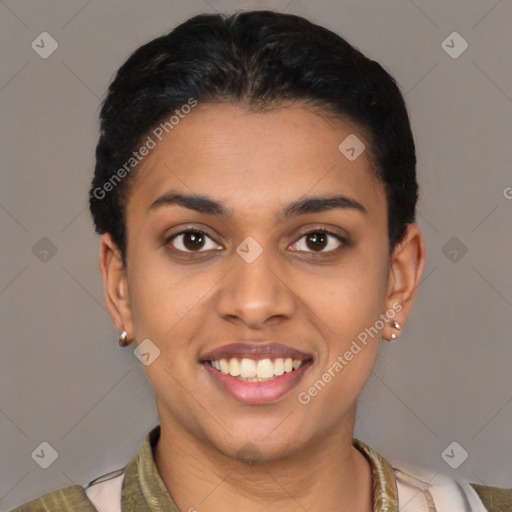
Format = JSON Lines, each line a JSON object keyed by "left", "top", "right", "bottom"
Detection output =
{"left": 209, "top": 426, "right": 308, "bottom": 466}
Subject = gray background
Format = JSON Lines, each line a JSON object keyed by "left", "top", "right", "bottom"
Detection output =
{"left": 1, "top": 0, "right": 511, "bottom": 509}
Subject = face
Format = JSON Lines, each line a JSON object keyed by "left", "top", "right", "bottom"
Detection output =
{"left": 101, "top": 102, "right": 422, "bottom": 462}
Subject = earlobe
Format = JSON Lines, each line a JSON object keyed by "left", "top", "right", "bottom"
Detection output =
{"left": 99, "top": 233, "right": 134, "bottom": 342}
{"left": 384, "top": 223, "right": 427, "bottom": 340}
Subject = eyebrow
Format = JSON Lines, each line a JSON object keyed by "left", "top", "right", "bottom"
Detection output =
{"left": 148, "top": 191, "right": 368, "bottom": 220}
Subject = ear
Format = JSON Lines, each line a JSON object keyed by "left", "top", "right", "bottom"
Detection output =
{"left": 384, "top": 223, "right": 426, "bottom": 340}
{"left": 99, "top": 233, "right": 134, "bottom": 340}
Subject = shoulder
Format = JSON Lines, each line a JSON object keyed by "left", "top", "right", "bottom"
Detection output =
{"left": 9, "top": 468, "right": 126, "bottom": 512}
{"left": 391, "top": 457, "right": 511, "bottom": 512}
{"left": 468, "top": 482, "right": 512, "bottom": 512}
{"left": 9, "top": 484, "right": 98, "bottom": 512}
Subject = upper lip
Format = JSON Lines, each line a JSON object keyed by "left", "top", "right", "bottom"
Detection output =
{"left": 200, "top": 342, "right": 313, "bottom": 362}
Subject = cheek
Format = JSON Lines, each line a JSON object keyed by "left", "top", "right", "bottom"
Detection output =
{"left": 127, "top": 253, "right": 187, "bottom": 340}
{"left": 127, "top": 252, "right": 219, "bottom": 348}
{"left": 300, "top": 260, "right": 387, "bottom": 416}
{"left": 308, "top": 251, "right": 389, "bottom": 331}
{"left": 305, "top": 248, "right": 389, "bottom": 385}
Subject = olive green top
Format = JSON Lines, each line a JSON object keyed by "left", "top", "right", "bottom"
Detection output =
{"left": 10, "top": 425, "right": 512, "bottom": 511}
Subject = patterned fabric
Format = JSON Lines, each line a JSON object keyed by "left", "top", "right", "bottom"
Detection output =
{"left": 9, "top": 424, "right": 512, "bottom": 511}
{"left": 469, "top": 483, "right": 512, "bottom": 512}
{"left": 9, "top": 485, "right": 97, "bottom": 512}
{"left": 353, "top": 437, "right": 399, "bottom": 511}
{"left": 115, "top": 427, "right": 401, "bottom": 511}
{"left": 119, "top": 426, "right": 178, "bottom": 511}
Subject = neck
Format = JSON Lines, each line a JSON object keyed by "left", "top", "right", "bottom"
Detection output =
{"left": 153, "top": 411, "right": 373, "bottom": 512}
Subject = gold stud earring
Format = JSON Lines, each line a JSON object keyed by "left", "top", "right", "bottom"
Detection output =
{"left": 119, "top": 331, "right": 131, "bottom": 347}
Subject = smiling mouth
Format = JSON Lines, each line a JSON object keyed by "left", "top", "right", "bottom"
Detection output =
{"left": 206, "top": 357, "right": 313, "bottom": 382}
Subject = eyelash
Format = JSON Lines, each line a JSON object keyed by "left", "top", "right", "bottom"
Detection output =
{"left": 164, "top": 227, "right": 347, "bottom": 256}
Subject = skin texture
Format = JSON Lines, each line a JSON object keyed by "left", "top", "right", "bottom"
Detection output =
{"left": 99, "top": 102, "right": 426, "bottom": 511}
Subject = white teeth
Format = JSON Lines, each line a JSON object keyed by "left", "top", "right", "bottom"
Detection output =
{"left": 240, "top": 358, "right": 257, "bottom": 378}
{"left": 229, "top": 358, "right": 241, "bottom": 376}
{"left": 219, "top": 358, "right": 230, "bottom": 374}
{"left": 209, "top": 356, "right": 305, "bottom": 380}
{"left": 274, "top": 358, "right": 284, "bottom": 376}
{"left": 256, "top": 358, "right": 274, "bottom": 379}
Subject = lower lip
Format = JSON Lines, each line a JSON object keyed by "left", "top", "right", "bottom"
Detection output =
{"left": 202, "top": 360, "right": 313, "bottom": 404}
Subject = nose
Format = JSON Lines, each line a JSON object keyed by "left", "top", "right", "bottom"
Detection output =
{"left": 215, "top": 246, "right": 297, "bottom": 330}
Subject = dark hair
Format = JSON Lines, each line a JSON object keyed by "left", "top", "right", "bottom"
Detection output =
{"left": 89, "top": 10, "right": 417, "bottom": 265}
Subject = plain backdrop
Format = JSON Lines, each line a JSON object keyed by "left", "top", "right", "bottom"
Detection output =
{"left": 1, "top": 0, "right": 511, "bottom": 509}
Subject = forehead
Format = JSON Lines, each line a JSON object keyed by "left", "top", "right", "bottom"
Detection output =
{"left": 125, "top": 102, "right": 386, "bottom": 221}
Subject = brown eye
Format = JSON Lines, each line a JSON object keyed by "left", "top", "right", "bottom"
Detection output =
{"left": 168, "top": 230, "right": 219, "bottom": 252}
{"left": 305, "top": 232, "right": 328, "bottom": 251}
{"left": 291, "top": 229, "right": 345, "bottom": 253}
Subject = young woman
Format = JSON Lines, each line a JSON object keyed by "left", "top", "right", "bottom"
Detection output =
{"left": 12, "top": 10, "right": 511, "bottom": 512}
